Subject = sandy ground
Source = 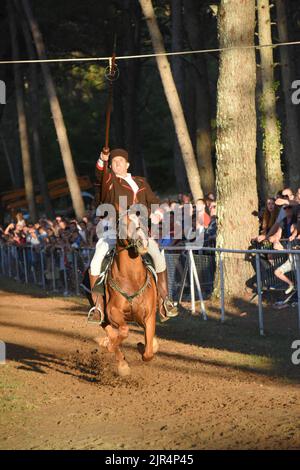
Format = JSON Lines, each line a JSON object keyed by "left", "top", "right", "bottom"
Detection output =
{"left": 0, "top": 282, "right": 300, "bottom": 450}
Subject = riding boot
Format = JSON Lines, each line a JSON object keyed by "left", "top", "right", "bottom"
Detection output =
{"left": 157, "top": 269, "right": 178, "bottom": 321}
{"left": 88, "top": 271, "right": 104, "bottom": 324}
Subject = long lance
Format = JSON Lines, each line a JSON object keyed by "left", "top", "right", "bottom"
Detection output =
{"left": 97, "top": 35, "right": 119, "bottom": 204}
{"left": 104, "top": 34, "right": 118, "bottom": 151}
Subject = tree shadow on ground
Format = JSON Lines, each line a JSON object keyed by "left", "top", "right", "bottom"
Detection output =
{"left": 132, "top": 296, "right": 300, "bottom": 383}
{"left": 0, "top": 276, "right": 82, "bottom": 301}
{"left": 24, "top": 298, "right": 300, "bottom": 383}
{"left": 2, "top": 276, "right": 299, "bottom": 384}
{"left": 5, "top": 342, "right": 104, "bottom": 384}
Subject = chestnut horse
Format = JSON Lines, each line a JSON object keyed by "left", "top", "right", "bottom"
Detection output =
{"left": 95, "top": 213, "right": 158, "bottom": 376}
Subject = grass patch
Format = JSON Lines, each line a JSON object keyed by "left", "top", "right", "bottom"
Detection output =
{"left": 0, "top": 370, "right": 36, "bottom": 414}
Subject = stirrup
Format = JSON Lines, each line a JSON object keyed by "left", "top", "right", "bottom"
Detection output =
{"left": 164, "top": 297, "right": 178, "bottom": 318}
{"left": 159, "top": 311, "right": 170, "bottom": 323}
{"left": 87, "top": 306, "right": 104, "bottom": 325}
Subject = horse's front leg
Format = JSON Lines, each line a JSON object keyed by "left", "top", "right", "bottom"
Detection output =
{"left": 94, "top": 324, "right": 117, "bottom": 353}
{"left": 114, "top": 324, "right": 131, "bottom": 377}
{"left": 107, "top": 309, "right": 131, "bottom": 376}
{"left": 138, "top": 309, "right": 156, "bottom": 362}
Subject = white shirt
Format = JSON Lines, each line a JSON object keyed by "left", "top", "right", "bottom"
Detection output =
{"left": 117, "top": 172, "right": 139, "bottom": 194}
{"left": 96, "top": 159, "right": 139, "bottom": 195}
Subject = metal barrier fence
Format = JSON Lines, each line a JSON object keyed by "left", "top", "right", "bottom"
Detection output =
{"left": 0, "top": 244, "right": 93, "bottom": 296}
{"left": 0, "top": 242, "right": 300, "bottom": 335}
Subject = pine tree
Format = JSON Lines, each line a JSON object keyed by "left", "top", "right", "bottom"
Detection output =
{"left": 257, "top": 0, "right": 283, "bottom": 196}
{"left": 215, "top": 0, "right": 259, "bottom": 296}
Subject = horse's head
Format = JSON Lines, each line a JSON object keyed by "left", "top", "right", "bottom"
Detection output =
{"left": 118, "top": 212, "right": 149, "bottom": 256}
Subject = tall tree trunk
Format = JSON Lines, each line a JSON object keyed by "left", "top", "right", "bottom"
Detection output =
{"left": 183, "top": 0, "right": 215, "bottom": 195}
{"left": 139, "top": 0, "right": 203, "bottom": 201}
{"left": 171, "top": 0, "right": 189, "bottom": 193}
{"left": 257, "top": 0, "right": 283, "bottom": 196}
{"left": 22, "top": 0, "right": 85, "bottom": 220}
{"left": 16, "top": 2, "right": 54, "bottom": 218}
{"left": 276, "top": 0, "right": 300, "bottom": 189}
{"left": 8, "top": 1, "right": 37, "bottom": 221}
{"left": 184, "top": 62, "right": 197, "bottom": 153}
{"left": 215, "top": 0, "right": 258, "bottom": 297}
{"left": 0, "top": 133, "right": 17, "bottom": 187}
{"left": 256, "top": 67, "right": 267, "bottom": 202}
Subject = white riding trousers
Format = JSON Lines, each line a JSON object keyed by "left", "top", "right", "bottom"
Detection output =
{"left": 90, "top": 237, "right": 166, "bottom": 276}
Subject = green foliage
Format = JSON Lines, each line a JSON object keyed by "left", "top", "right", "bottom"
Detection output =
{"left": 258, "top": 84, "right": 283, "bottom": 158}
{"left": 37, "top": 62, "right": 108, "bottom": 182}
{"left": 0, "top": 0, "right": 220, "bottom": 198}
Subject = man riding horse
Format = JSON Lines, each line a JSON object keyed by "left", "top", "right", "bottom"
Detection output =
{"left": 89, "top": 146, "right": 178, "bottom": 323}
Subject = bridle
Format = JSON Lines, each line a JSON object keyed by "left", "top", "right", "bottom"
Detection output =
{"left": 107, "top": 212, "right": 150, "bottom": 303}
{"left": 115, "top": 210, "right": 148, "bottom": 255}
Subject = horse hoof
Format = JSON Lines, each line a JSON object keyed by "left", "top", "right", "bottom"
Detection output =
{"left": 142, "top": 354, "right": 154, "bottom": 362}
{"left": 152, "top": 337, "right": 159, "bottom": 354}
{"left": 137, "top": 342, "right": 145, "bottom": 356}
{"left": 117, "top": 360, "right": 131, "bottom": 377}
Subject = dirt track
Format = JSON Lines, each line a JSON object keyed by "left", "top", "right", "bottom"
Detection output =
{"left": 1, "top": 283, "right": 300, "bottom": 450}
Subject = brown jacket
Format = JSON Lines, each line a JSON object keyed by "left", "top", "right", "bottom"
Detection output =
{"left": 95, "top": 161, "right": 160, "bottom": 212}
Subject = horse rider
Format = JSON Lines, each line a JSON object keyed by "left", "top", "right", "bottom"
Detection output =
{"left": 89, "top": 146, "right": 178, "bottom": 322}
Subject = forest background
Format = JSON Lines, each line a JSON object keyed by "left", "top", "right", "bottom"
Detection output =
{"left": 2, "top": 0, "right": 300, "bottom": 294}
{"left": 2, "top": 1, "right": 300, "bottom": 199}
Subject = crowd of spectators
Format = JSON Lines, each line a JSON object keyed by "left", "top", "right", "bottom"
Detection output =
{"left": 0, "top": 192, "right": 218, "bottom": 251}
{"left": 0, "top": 212, "right": 98, "bottom": 251}
{"left": 255, "top": 187, "right": 300, "bottom": 246}
{"left": 2, "top": 187, "right": 300, "bottom": 296}
{"left": 2, "top": 187, "right": 300, "bottom": 255}
{"left": 253, "top": 187, "right": 300, "bottom": 294}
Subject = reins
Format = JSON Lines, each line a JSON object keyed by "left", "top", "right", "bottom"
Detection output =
{"left": 108, "top": 218, "right": 151, "bottom": 303}
{"left": 108, "top": 269, "right": 150, "bottom": 305}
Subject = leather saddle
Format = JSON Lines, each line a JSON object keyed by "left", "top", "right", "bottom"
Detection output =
{"left": 80, "top": 251, "right": 156, "bottom": 299}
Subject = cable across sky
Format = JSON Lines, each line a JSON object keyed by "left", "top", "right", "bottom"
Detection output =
{"left": 0, "top": 40, "right": 300, "bottom": 66}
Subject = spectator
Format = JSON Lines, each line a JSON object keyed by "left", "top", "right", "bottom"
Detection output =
{"left": 204, "top": 202, "right": 217, "bottom": 245}
{"left": 256, "top": 198, "right": 279, "bottom": 242}
{"left": 27, "top": 226, "right": 40, "bottom": 247}
{"left": 195, "top": 199, "right": 211, "bottom": 229}
{"left": 272, "top": 206, "right": 297, "bottom": 250}
{"left": 274, "top": 230, "right": 300, "bottom": 295}
{"left": 15, "top": 212, "right": 26, "bottom": 230}
{"left": 205, "top": 193, "right": 215, "bottom": 213}
{"left": 275, "top": 188, "right": 297, "bottom": 223}
{"left": 263, "top": 188, "right": 298, "bottom": 241}
{"left": 38, "top": 226, "right": 48, "bottom": 244}
{"left": 295, "top": 188, "right": 300, "bottom": 203}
